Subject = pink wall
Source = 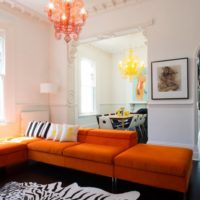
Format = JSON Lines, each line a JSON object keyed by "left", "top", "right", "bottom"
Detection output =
{"left": 0, "top": 8, "right": 50, "bottom": 136}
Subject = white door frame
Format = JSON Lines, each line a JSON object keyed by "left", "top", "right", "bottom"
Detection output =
{"left": 193, "top": 45, "right": 200, "bottom": 160}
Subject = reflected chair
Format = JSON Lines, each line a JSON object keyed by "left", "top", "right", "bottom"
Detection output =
{"left": 136, "top": 108, "right": 147, "bottom": 114}
{"left": 99, "top": 116, "right": 114, "bottom": 129}
{"left": 136, "top": 109, "right": 148, "bottom": 143}
{"left": 96, "top": 114, "right": 102, "bottom": 128}
{"left": 127, "top": 114, "right": 141, "bottom": 142}
{"left": 127, "top": 114, "right": 146, "bottom": 143}
{"left": 137, "top": 114, "right": 147, "bottom": 143}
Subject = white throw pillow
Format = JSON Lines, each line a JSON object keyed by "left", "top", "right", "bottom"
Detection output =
{"left": 54, "top": 124, "right": 63, "bottom": 141}
{"left": 46, "top": 123, "right": 57, "bottom": 140}
{"left": 60, "top": 124, "right": 79, "bottom": 142}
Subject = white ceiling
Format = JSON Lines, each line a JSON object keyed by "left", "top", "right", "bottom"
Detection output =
{"left": 11, "top": 0, "right": 47, "bottom": 15}
{"left": 10, "top": 0, "right": 136, "bottom": 15}
{"left": 90, "top": 32, "right": 147, "bottom": 54}
{"left": 7, "top": 1, "right": 146, "bottom": 53}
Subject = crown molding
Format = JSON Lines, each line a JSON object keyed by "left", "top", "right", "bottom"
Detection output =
{"left": 87, "top": 0, "right": 151, "bottom": 15}
{"left": 0, "top": 0, "right": 151, "bottom": 24}
{"left": 0, "top": 0, "right": 48, "bottom": 23}
{"left": 80, "top": 18, "right": 154, "bottom": 44}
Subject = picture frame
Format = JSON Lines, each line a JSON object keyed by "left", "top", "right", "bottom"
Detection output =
{"left": 151, "top": 57, "right": 189, "bottom": 100}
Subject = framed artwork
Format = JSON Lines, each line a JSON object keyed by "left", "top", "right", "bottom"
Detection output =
{"left": 151, "top": 57, "right": 189, "bottom": 100}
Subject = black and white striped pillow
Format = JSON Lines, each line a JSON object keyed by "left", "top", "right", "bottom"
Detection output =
{"left": 40, "top": 122, "right": 51, "bottom": 138}
{"left": 25, "top": 121, "right": 39, "bottom": 137}
{"left": 33, "top": 121, "right": 46, "bottom": 137}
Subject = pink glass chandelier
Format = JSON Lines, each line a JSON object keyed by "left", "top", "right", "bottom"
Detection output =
{"left": 46, "top": 0, "right": 87, "bottom": 43}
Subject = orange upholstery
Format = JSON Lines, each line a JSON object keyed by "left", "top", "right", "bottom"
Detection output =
{"left": 1, "top": 137, "right": 42, "bottom": 144}
{"left": 0, "top": 150, "right": 27, "bottom": 167}
{"left": 64, "top": 156, "right": 113, "bottom": 177}
{"left": 78, "top": 129, "right": 137, "bottom": 148}
{"left": 28, "top": 150, "right": 65, "bottom": 167}
{"left": 114, "top": 164, "right": 192, "bottom": 192}
{"left": 77, "top": 128, "right": 94, "bottom": 142}
{"left": 114, "top": 144, "right": 193, "bottom": 176}
{"left": 114, "top": 144, "right": 193, "bottom": 192}
{"left": 0, "top": 142, "right": 27, "bottom": 167}
{"left": 28, "top": 140, "right": 79, "bottom": 155}
{"left": 0, "top": 143, "right": 26, "bottom": 155}
{"left": 0, "top": 128, "right": 193, "bottom": 193}
{"left": 63, "top": 143, "right": 126, "bottom": 164}
{"left": 61, "top": 129, "right": 137, "bottom": 177}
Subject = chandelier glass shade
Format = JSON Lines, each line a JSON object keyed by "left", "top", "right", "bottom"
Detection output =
{"left": 46, "top": 0, "right": 87, "bottom": 43}
{"left": 118, "top": 49, "right": 145, "bottom": 81}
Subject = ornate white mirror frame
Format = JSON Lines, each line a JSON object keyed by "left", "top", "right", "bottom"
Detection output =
{"left": 65, "top": 19, "right": 154, "bottom": 124}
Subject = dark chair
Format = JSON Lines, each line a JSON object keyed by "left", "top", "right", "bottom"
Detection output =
{"left": 96, "top": 114, "right": 102, "bottom": 128}
{"left": 136, "top": 108, "right": 148, "bottom": 143}
{"left": 136, "top": 108, "right": 147, "bottom": 114}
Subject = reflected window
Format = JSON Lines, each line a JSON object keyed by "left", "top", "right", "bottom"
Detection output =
{"left": 80, "top": 58, "right": 96, "bottom": 115}
{"left": 0, "top": 33, "right": 5, "bottom": 122}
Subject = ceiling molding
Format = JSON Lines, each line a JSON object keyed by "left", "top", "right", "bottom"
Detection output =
{"left": 0, "top": 0, "right": 151, "bottom": 24}
{"left": 80, "top": 18, "right": 154, "bottom": 44}
{"left": 0, "top": 0, "right": 48, "bottom": 23}
{"left": 86, "top": 0, "right": 151, "bottom": 15}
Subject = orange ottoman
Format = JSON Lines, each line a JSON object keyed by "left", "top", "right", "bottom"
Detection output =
{"left": 0, "top": 143, "right": 27, "bottom": 167}
{"left": 114, "top": 144, "right": 193, "bottom": 192}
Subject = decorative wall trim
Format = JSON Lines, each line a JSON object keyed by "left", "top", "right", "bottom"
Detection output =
{"left": 80, "top": 19, "right": 154, "bottom": 44}
{"left": 86, "top": 0, "right": 151, "bottom": 15}
{"left": 67, "top": 41, "right": 78, "bottom": 67}
{"left": 0, "top": 0, "right": 48, "bottom": 23}
{"left": 0, "top": 0, "right": 152, "bottom": 25}
{"left": 66, "top": 90, "right": 75, "bottom": 106}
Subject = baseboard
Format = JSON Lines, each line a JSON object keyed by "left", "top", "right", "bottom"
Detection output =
{"left": 147, "top": 140, "right": 199, "bottom": 161}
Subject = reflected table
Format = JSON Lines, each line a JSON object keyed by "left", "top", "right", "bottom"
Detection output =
{"left": 109, "top": 114, "right": 134, "bottom": 129}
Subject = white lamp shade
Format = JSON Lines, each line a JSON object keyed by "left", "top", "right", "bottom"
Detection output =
{"left": 40, "top": 83, "right": 58, "bottom": 94}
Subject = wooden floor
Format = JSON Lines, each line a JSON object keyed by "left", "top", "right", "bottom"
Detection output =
{"left": 0, "top": 161, "right": 199, "bottom": 200}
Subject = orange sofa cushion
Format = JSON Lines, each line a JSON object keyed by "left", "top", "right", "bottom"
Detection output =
{"left": 115, "top": 144, "right": 193, "bottom": 177}
{"left": 0, "top": 143, "right": 26, "bottom": 155}
{"left": 78, "top": 129, "right": 137, "bottom": 148}
{"left": 1, "top": 137, "right": 42, "bottom": 144}
{"left": 63, "top": 143, "right": 126, "bottom": 164}
{"left": 27, "top": 140, "right": 79, "bottom": 155}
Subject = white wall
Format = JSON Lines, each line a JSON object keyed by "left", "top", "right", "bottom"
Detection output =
{"left": 49, "top": 0, "right": 200, "bottom": 158}
{"left": 75, "top": 44, "right": 112, "bottom": 127}
{"left": 111, "top": 46, "right": 147, "bottom": 111}
{"left": 80, "top": 0, "right": 200, "bottom": 158}
{"left": 0, "top": 8, "right": 50, "bottom": 137}
{"left": 48, "top": 27, "right": 68, "bottom": 123}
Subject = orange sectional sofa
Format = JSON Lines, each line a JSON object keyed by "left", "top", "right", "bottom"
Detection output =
{"left": 0, "top": 128, "right": 193, "bottom": 194}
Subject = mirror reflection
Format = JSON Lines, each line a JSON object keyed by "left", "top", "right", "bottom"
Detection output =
{"left": 75, "top": 32, "right": 148, "bottom": 142}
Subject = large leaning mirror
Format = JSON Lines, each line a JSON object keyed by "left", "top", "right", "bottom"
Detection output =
{"left": 75, "top": 31, "right": 148, "bottom": 129}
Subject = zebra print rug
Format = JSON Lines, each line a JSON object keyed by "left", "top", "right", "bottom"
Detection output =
{"left": 0, "top": 181, "right": 140, "bottom": 200}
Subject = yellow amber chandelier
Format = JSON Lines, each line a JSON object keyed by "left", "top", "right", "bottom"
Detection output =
{"left": 118, "top": 49, "right": 145, "bottom": 81}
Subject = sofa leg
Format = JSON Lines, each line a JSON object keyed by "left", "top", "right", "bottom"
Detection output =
{"left": 182, "top": 192, "right": 187, "bottom": 200}
{"left": 112, "top": 177, "right": 117, "bottom": 193}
